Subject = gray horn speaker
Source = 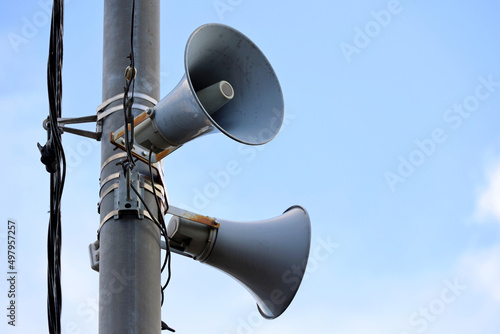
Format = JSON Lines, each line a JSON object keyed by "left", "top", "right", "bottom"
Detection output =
{"left": 134, "top": 23, "right": 285, "bottom": 153}
{"left": 167, "top": 206, "right": 311, "bottom": 319}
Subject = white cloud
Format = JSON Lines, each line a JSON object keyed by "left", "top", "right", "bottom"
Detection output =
{"left": 458, "top": 245, "right": 500, "bottom": 302}
{"left": 476, "top": 162, "right": 500, "bottom": 223}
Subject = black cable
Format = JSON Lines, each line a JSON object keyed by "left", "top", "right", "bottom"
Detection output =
{"left": 129, "top": 170, "right": 172, "bottom": 294}
{"left": 129, "top": 184, "right": 173, "bottom": 332}
{"left": 45, "top": 1, "right": 65, "bottom": 333}
{"left": 120, "top": 1, "right": 173, "bottom": 331}
{"left": 145, "top": 152, "right": 174, "bottom": 332}
{"left": 130, "top": 184, "right": 167, "bottom": 239}
{"left": 123, "top": 0, "right": 173, "bottom": 307}
{"left": 129, "top": 183, "right": 174, "bottom": 322}
{"left": 148, "top": 151, "right": 172, "bottom": 291}
{"left": 122, "top": 0, "right": 136, "bottom": 170}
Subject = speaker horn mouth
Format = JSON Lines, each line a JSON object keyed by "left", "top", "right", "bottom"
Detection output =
{"left": 203, "top": 205, "right": 311, "bottom": 319}
{"left": 257, "top": 205, "right": 311, "bottom": 319}
{"left": 185, "top": 23, "right": 285, "bottom": 146}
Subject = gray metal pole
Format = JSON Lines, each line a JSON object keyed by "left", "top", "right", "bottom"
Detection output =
{"left": 99, "top": 0, "right": 161, "bottom": 333}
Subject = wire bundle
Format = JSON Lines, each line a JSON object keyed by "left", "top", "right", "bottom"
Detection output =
{"left": 122, "top": 1, "right": 173, "bottom": 331}
{"left": 42, "top": 0, "right": 172, "bottom": 331}
{"left": 130, "top": 151, "right": 174, "bottom": 332}
{"left": 45, "top": 0, "right": 65, "bottom": 333}
{"left": 122, "top": 0, "right": 136, "bottom": 171}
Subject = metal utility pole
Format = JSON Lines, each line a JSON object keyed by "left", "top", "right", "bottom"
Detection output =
{"left": 98, "top": 0, "right": 162, "bottom": 333}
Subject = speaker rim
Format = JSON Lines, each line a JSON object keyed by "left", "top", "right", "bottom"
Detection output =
{"left": 257, "top": 205, "right": 311, "bottom": 319}
{"left": 184, "top": 23, "right": 285, "bottom": 146}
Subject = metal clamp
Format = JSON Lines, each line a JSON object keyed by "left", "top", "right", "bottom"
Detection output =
{"left": 110, "top": 110, "right": 182, "bottom": 164}
{"left": 88, "top": 240, "right": 100, "bottom": 272}
{"left": 97, "top": 92, "right": 158, "bottom": 121}
{"left": 115, "top": 169, "right": 144, "bottom": 218}
{"left": 42, "top": 91, "right": 157, "bottom": 140}
{"left": 44, "top": 115, "right": 100, "bottom": 140}
{"left": 97, "top": 169, "right": 146, "bottom": 231}
{"left": 97, "top": 92, "right": 158, "bottom": 114}
{"left": 166, "top": 205, "right": 220, "bottom": 229}
{"left": 99, "top": 208, "right": 153, "bottom": 232}
{"left": 143, "top": 180, "right": 168, "bottom": 213}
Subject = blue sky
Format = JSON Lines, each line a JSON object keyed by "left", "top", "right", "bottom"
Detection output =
{"left": 2, "top": 0, "right": 500, "bottom": 333}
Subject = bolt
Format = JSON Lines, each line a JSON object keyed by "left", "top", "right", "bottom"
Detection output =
{"left": 142, "top": 151, "right": 148, "bottom": 157}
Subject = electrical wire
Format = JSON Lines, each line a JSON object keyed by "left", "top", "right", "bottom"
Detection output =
{"left": 130, "top": 184, "right": 167, "bottom": 241}
{"left": 148, "top": 151, "right": 172, "bottom": 297}
{"left": 42, "top": 0, "right": 170, "bottom": 332}
{"left": 130, "top": 182, "right": 174, "bottom": 332}
{"left": 121, "top": 1, "right": 173, "bottom": 331}
{"left": 122, "top": 0, "right": 136, "bottom": 170}
{"left": 120, "top": 0, "right": 172, "bottom": 289}
{"left": 45, "top": 1, "right": 65, "bottom": 333}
